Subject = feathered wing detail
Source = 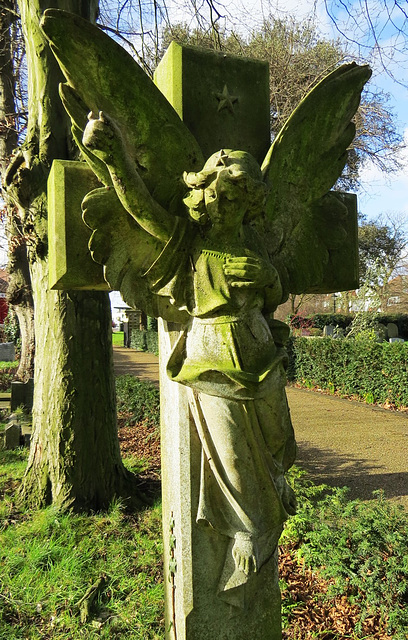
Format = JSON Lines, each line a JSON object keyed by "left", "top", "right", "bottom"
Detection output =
{"left": 41, "top": 10, "right": 204, "bottom": 211}
{"left": 41, "top": 9, "right": 204, "bottom": 311}
{"left": 261, "top": 63, "right": 371, "bottom": 299}
{"left": 81, "top": 187, "right": 190, "bottom": 322}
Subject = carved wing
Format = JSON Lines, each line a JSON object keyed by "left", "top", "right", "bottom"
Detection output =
{"left": 41, "top": 10, "right": 204, "bottom": 314}
{"left": 41, "top": 9, "right": 204, "bottom": 209}
{"left": 261, "top": 63, "right": 371, "bottom": 300}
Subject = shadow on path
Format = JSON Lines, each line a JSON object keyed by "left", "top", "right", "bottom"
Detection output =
{"left": 297, "top": 443, "right": 408, "bottom": 503}
{"left": 113, "top": 347, "right": 159, "bottom": 385}
{"left": 113, "top": 349, "right": 408, "bottom": 508}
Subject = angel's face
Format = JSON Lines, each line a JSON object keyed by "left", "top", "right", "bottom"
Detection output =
{"left": 204, "top": 168, "right": 249, "bottom": 229}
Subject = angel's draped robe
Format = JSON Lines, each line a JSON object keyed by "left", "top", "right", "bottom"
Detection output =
{"left": 145, "top": 217, "right": 297, "bottom": 606}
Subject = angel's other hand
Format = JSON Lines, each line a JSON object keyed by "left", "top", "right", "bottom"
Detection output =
{"left": 232, "top": 532, "right": 258, "bottom": 576}
{"left": 224, "top": 256, "right": 280, "bottom": 289}
{"left": 82, "top": 111, "right": 124, "bottom": 162}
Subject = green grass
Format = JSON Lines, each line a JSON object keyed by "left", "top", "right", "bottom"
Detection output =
{"left": 0, "top": 361, "right": 18, "bottom": 370}
{"left": 0, "top": 451, "right": 164, "bottom": 639}
{"left": 112, "top": 332, "right": 124, "bottom": 347}
{"left": 1, "top": 374, "right": 407, "bottom": 638}
{"left": 0, "top": 429, "right": 164, "bottom": 639}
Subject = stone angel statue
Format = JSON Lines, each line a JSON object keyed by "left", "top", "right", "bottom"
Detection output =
{"left": 41, "top": 9, "right": 371, "bottom": 608}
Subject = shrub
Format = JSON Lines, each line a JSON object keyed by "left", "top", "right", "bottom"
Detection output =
{"left": 283, "top": 469, "right": 408, "bottom": 637}
{"left": 146, "top": 331, "right": 159, "bottom": 356}
{"left": 0, "top": 362, "right": 18, "bottom": 392}
{"left": 130, "top": 329, "right": 147, "bottom": 351}
{"left": 288, "top": 313, "right": 353, "bottom": 331}
{"left": 287, "top": 335, "right": 408, "bottom": 407}
{"left": 115, "top": 375, "right": 160, "bottom": 429}
{"left": 3, "top": 309, "right": 20, "bottom": 344}
{"left": 130, "top": 329, "right": 158, "bottom": 355}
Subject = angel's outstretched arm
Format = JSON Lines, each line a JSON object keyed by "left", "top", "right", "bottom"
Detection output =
{"left": 83, "top": 112, "right": 173, "bottom": 244}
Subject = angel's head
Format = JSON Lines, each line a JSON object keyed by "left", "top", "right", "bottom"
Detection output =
{"left": 183, "top": 150, "right": 267, "bottom": 228}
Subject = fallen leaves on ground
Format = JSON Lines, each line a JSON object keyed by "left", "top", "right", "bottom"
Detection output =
{"left": 280, "top": 545, "right": 393, "bottom": 639}
{"left": 118, "top": 412, "right": 160, "bottom": 471}
{"left": 118, "top": 416, "right": 394, "bottom": 640}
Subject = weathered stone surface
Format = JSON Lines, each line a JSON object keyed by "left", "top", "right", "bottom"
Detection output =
{"left": 387, "top": 322, "right": 399, "bottom": 339}
{"left": 154, "top": 42, "right": 270, "bottom": 165}
{"left": 11, "top": 378, "right": 34, "bottom": 412}
{"left": 323, "top": 324, "right": 335, "bottom": 337}
{"left": 0, "top": 342, "right": 15, "bottom": 361}
{"left": 21, "top": 422, "right": 32, "bottom": 447}
{"left": 160, "top": 322, "right": 283, "bottom": 640}
{"left": 4, "top": 422, "right": 21, "bottom": 449}
{"left": 48, "top": 160, "right": 108, "bottom": 290}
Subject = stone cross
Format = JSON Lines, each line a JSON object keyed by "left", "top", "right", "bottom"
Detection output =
{"left": 48, "top": 43, "right": 359, "bottom": 640}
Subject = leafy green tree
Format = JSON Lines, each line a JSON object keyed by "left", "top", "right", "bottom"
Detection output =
{"left": 357, "top": 215, "right": 407, "bottom": 311}
{"left": 359, "top": 213, "right": 406, "bottom": 275}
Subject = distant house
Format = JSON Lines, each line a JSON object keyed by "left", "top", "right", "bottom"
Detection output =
{"left": 385, "top": 275, "right": 408, "bottom": 311}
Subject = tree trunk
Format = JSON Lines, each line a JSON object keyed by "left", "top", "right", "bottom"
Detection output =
{"left": 0, "top": 1, "right": 34, "bottom": 380}
{"left": 5, "top": 0, "right": 142, "bottom": 510}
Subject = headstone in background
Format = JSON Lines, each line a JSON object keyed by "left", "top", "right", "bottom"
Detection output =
{"left": 387, "top": 323, "right": 399, "bottom": 339}
{"left": 0, "top": 342, "right": 15, "bottom": 362}
{"left": 323, "top": 325, "right": 335, "bottom": 337}
{"left": 11, "top": 378, "right": 34, "bottom": 412}
{"left": 4, "top": 421, "right": 21, "bottom": 449}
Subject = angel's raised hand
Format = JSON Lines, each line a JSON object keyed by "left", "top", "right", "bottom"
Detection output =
{"left": 224, "top": 256, "right": 279, "bottom": 289}
{"left": 82, "top": 111, "right": 124, "bottom": 163}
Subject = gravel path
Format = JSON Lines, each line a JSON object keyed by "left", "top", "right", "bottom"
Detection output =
{"left": 287, "top": 386, "right": 408, "bottom": 509}
{"left": 113, "top": 347, "right": 408, "bottom": 509}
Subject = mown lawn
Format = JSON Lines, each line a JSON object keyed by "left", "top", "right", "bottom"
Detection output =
{"left": 112, "top": 332, "right": 124, "bottom": 347}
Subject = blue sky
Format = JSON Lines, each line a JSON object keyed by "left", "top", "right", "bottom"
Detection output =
{"left": 318, "top": 0, "right": 408, "bottom": 224}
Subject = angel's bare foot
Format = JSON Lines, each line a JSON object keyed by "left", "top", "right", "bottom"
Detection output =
{"left": 232, "top": 531, "right": 258, "bottom": 576}
{"left": 82, "top": 110, "right": 123, "bottom": 162}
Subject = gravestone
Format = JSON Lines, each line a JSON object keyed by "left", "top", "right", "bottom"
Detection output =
{"left": 323, "top": 324, "right": 335, "bottom": 337}
{"left": 11, "top": 378, "right": 34, "bottom": 412}
{"left": 155, "top": 45, "right": 283, "bottom": 640}
{"left": 387, "top": 322, "right": 399, "bottom": 339}
{"left": 21, "top": 423, "right": 32, "bottom": 447}
{"left": 4, "top": 421, "right": 21, "bottom": 449}
{"left": 0, "top": 342, "right": 15, "bottom": 361}
{"left": 41, "top": 10, "right": 368, "bottom": 640}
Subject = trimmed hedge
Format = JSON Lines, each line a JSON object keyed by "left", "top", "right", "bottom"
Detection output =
{"left": 287, "top": 336, "right": 408, "bottom": 408}
{"left": 130, "top": 329, "right": 159, "bottom": 355}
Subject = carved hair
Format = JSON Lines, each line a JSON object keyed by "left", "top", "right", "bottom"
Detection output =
{"left": 183, "top": 150, "right": 267, "bottom": 225}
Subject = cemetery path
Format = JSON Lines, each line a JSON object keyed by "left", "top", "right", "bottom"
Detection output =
{"left": 113, "top": 347, "right": 408, "bottom": 509}
{"left": 288, "top": 386, "right": 408, "bottom": 511}
{"left": 113, "top": 347, "right": 159, "bottom": 384}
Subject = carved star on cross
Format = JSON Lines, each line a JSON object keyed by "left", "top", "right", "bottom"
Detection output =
{"left": 215, "top": 84, "right": 239, "bottom": 113}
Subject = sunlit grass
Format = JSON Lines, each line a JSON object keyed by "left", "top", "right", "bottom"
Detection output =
{"left": 112, "top": 332, "right": 124, "bottom": 347}
{"left": 0, "top": 446, "right": 164, "bottom": 639}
